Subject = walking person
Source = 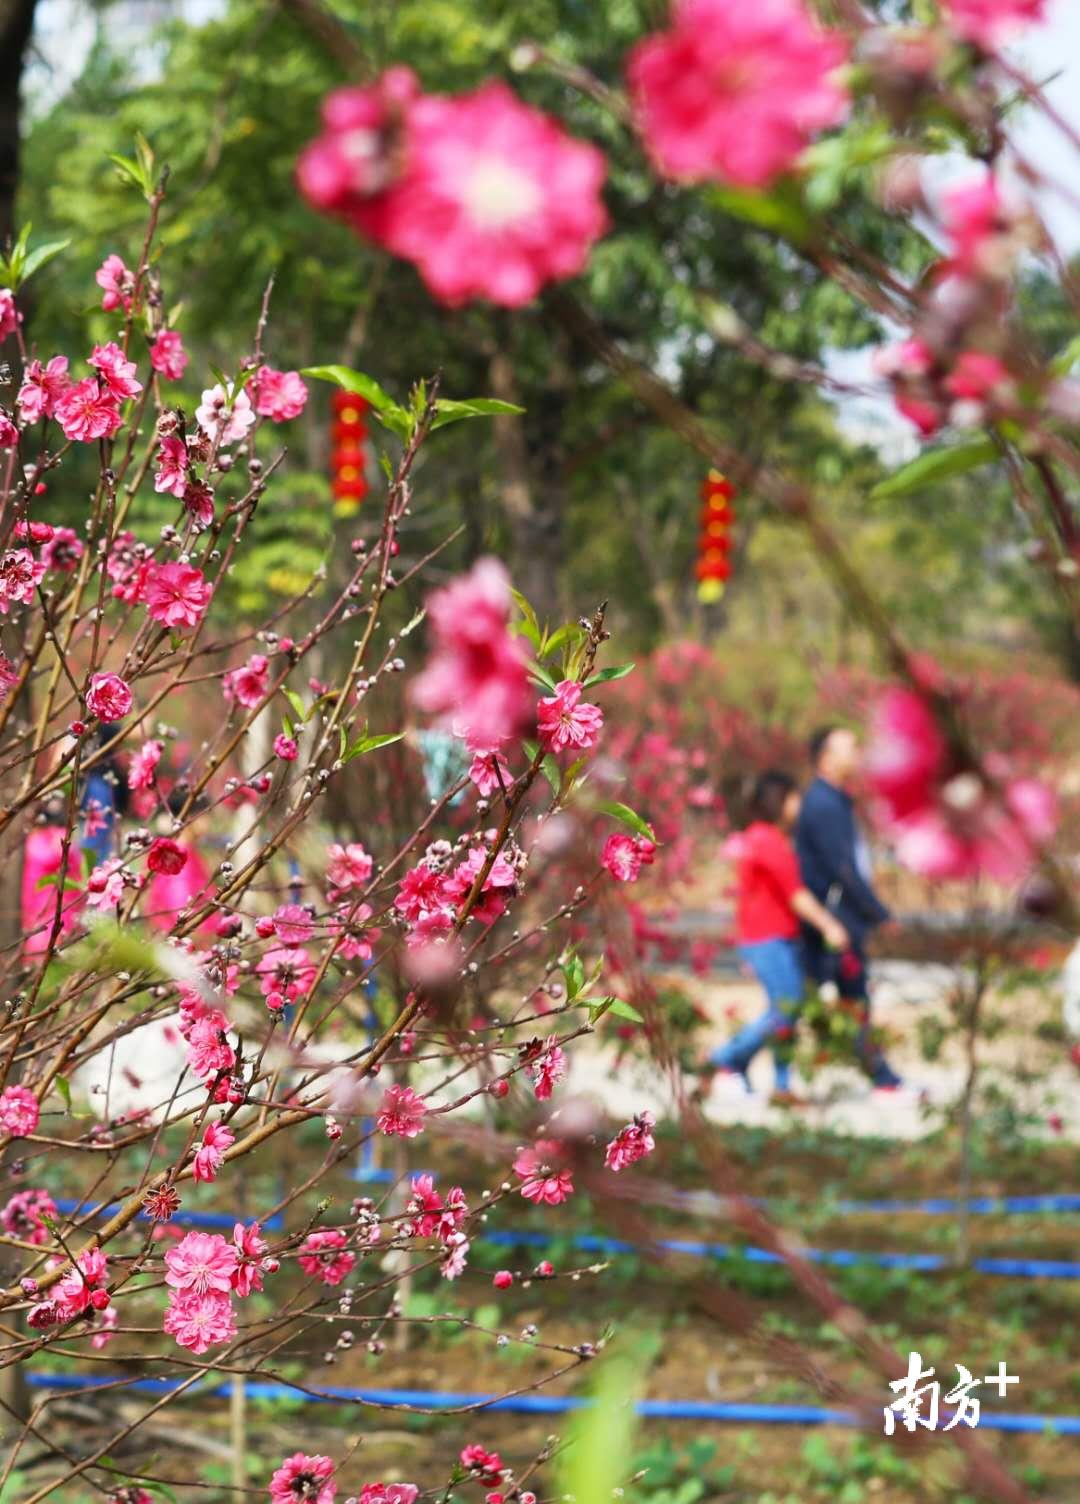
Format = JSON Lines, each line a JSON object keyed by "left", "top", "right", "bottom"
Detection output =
{"left": 795, "top": 726, "right": 903, "bottom": 1090}
{"left": 708, "top": 770, "right": 848, "bottom": 1098}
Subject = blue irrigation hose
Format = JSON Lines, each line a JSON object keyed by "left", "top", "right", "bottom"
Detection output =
{"left": 24, "top": 1373, "right": 1080, "bottom": 1435}
{"left": 47, "top": 1199, "right": 1078, "bottom": 1279}
{"left": 480, "top": 1228, "right": 1080, "bottom": 1280}
{"left": 826, "top": 1194, "right": 1080, "bottom": 1216}
{"left": 52, "top": 1197, "right": 284, "bottom": 1233}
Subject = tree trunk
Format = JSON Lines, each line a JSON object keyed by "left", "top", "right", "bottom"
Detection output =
{"left": 0, "top": 0, "right": 39, "bottom": 249}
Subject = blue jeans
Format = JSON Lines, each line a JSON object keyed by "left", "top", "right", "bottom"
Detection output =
{"left": 711, "top": 938, "right": 805, "bottom": 1089}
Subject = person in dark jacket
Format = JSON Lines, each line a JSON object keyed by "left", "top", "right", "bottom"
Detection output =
{"left": 795, "top": 726, "right": 903, "bottom": 1090}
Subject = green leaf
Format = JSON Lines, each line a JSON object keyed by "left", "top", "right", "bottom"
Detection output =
{"left": 301, "top": 364, "right": 397, "bottom": 414}
{"left": 596, "top": 800, "right": 656, "bottom": 843}
{"left": 589, "top": 996, "right": 644, "bottom": 1023}
{"left": 281, "top": 688, "right": 306, "bottom": 722}
{"left": 1050, "top": 333, "right": 1080, "bottom": 377}
{"left": 510, "top": 588, "right": 542, "bottom": 649}
{"left": 343, "top": 731, "right": 405, "bottom": 763}
{"left": 583, "top": 663, "right": 634, "bottom": 688}
{"left": 55, "top": 1076, "right": 71, "bottom": 1111}
{"left": 563, "top": 951, "right": 585, "bottom": 1000}
{"left": 708, "top": 183, "right": 815, "bottom": 246}
{"left": 529, "top": 661, "right": 559, "bottom": 694}
{"left": 430, "top": 397, "right": 525, "bottom": 430}
{"left": 606, "top": 998, "right": 644, "bottom": 1022}
{"left": 870, "top": 437, "right": 998, "bottom": 500}
{"left": 542, "top": 623, "right": 586, "bottom": 658}
{"left": 540, "top": 754, "right": 561, "bottom": 798}
{"left": 17, "top": 237, "right": 71, "bottom": 288}
{"left": 302, "top": 365, "right": 412, "bottom": 440}
{"left": 558, "top": 1347, "right": 645, "bottom": 1504}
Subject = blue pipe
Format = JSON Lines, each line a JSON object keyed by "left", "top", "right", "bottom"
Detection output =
{"left": 480, "top": 1228, "right": 1080, "bottom": 1280}
{"left": 827, "top": 1194, "right": 1080, "bottom": 1216}
{"left": 52, "top": 1197, "right": 284, "bottom": 1232}
{"left": 45, "top": 1200, "right": 1078, "bottom": 1279}
{"left": 24, "top": 1374, "right": 1080, "bottom": 1434}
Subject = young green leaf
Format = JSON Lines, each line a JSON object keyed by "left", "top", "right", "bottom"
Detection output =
{"left": 529, "top": 661, "right": 559, "bottom": 694}
{"left": 18, "top": 237, "right": 71, "bottom": 289}
{"left": 301, "top": 364, "right": 398, "bottom": 415}
{"left": 583, "top": 663, "right": 635, "bottom": 688}
{"left": 343, "top": 732, "right": 405, "bottom": 763}
{"left": 597, "top": 800, "right": 656, "bottom": 843}
{"left": 557, "top": 1346, "right": 645, "bottom": 1504}
{"left": 430, "top": 397, "right": 525, "bottom": 430}
{"left": 870, "top": 437, "right": 998, "bottom": 500}
{"left": 540, "top": 754, "right": 561, "bottom": 798}
{"left": 282, "top": 688, "right": 306, "bottom": 722}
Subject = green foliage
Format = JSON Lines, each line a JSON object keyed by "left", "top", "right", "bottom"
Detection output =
{"left": 870, "top": 437, "right": 999, "bottom": 500}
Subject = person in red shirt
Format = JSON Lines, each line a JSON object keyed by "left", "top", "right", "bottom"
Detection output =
{"left": 710, "top": 770, "right": 848, "bottom": 1095}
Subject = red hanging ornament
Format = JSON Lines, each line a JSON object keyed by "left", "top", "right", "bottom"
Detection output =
{"left": 696, "top": 470, "right": 736, "bottom": 603}
{"left": 330, "top": 390, "right": 370, "bottom": 512}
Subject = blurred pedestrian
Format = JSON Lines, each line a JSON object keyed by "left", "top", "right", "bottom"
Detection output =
{"left": 795, "top": 726, "right": 902, "bottom": 1090}
{"left": 709, "top": 769, "right": 848, "bottom": 1097}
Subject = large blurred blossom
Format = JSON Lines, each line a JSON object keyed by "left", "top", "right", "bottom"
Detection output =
{"left": 299, "top": 70, "right": 608, "bottom": 306}
{"left": 627, "top": 0, "right": 848, "bottom": 189}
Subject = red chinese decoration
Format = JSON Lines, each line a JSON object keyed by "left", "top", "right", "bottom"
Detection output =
{"left": 331, "top": 390, "right": 370, "bottom": 514}
{"left": 696, "top": 469, "right": 735, "bottom": 603}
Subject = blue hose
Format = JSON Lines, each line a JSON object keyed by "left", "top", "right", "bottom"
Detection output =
{"left": 24, "top": 1373, "right": 1080, "bottom": 1434}
{"left": 480, "top": 1228, "right": 1080, "bottom": 1279}
{"left": 52, "top": 1197, "right": 284, "bottom": 1232}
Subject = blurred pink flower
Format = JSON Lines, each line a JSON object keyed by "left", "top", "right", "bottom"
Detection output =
{"left": 150, "top": 330, "right": 188, "bottom": 380}
{"left": 942, "top": 0, "right": 1044, "bottom": 48}
{"left": 253, "top": 366, "right": 308, "bottom": 421}
{"left": 411, "top": 558, "right": 531, "bottom": 747}
{"left": 628, "top": 0, "right": 848, "bottom": 188}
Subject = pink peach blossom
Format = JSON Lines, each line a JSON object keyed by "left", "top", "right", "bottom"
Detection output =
{"left": 298, "top": 1227, "right": 356, "bottom": 1286}
{"left": 224, "top": 653, "right": 270, "bottom": 708}
{"left": 269, "top": 1454, "right": 335, "bottom": 1504}
{"left": 605, "top": 1111, "right": 656, "bottom": 1171}
{"left": 17, "top": 356, "right": 70, "bottom": 423}
{"left": 326, "top": 841, "right": 373, "bottom": 890}
{"left": 154, "top": 434, "right": 189, "bottom": 498}
{"left": 628, "top": 0, "right": 849, "bottom": 188}
{"left": 164, "top": 1230, "right": 238, "bottom": 1296}
{"left": 163, "top": 1288, "right": 236, "bottom": 1354}
{"left": 192, "top": 1120, "right": 234, "bottom": 1183}
{"left": 145, "top": 561, "right": 212, "bottom": 628}
{"left": 55, "top": 378, "right": 123, "bottom": 442}
{"left": 942, "top": 0, "right": 1044, "bottom": 48}
{"left": 537, "top": 680, "right": 603, "bottom": 753}
{"left": 377, "top": 1084, "right": 428, "bottom": 1139}
{"left": 195, "top": 383, "right": 255, "bottom": 445}
{"left": 150, "top": 329, "right": 188, "bottom": 380}
{"left": 88, "top": 341, "right": 143, "bottom": 400}
{"left": 95, "top": 254, "right": 134, "bottom": 313}
{"left": 411, "top": 558, "right": 531, "bottom": 747}
{"left": 86, "top": 671, "right": 132, "bottom": 722}
{"left": 253, "top": 366, "right": 308, "bottom": 421}
{"left": 129, "top": 739, "right": 163, "bottom": 791}
{"left": 0, "top": 1084, "right": 39, "bottom": 1137}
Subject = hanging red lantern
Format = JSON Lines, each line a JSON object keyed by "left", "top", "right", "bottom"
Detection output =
{"left": 696, "top": 469, "right": 736, "bottom": 603}
{"left": 330, "top": 390, "right": 370, "bottom": 512}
